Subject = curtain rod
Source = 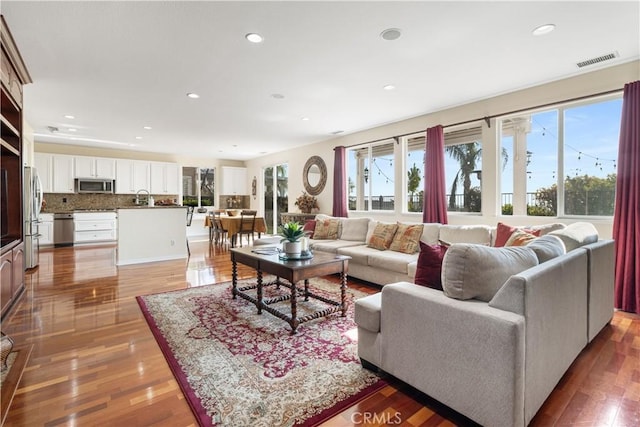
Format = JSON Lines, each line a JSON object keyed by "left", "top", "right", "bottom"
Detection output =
{"left": 339, "top": 87, "right": 623, "bottom": 149}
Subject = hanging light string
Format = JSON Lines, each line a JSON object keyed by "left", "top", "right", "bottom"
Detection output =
{"left": 531, "top": 118, "right": 617, "bottom": 173}
{"left": 371, "top": 157, "right": 394, "bottom": 184}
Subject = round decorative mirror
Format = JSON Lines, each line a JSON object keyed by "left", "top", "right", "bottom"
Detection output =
{"left": 303, "top": 156, "right": 327, "bottom": 196}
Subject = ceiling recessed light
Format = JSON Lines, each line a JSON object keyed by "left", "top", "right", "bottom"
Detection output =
{"left": 135, "top": 136, "right": 143, "bottom": 140}
{"left": 532, "top": 24, "right": 556, "bottom": 36}
{"left": 187, "top": 93, "right": 200, "bottom": 99}
{"left": 245, "top": 33, "right": 264, "bottom": 43}
{"left": 271, "top": 93, "right": 285, "bottom": 99}
{"left": 143, "top": 126, "right": 152, "bottom": 130}
{"left": 383, "top": 85, "right": 396, "bottom": 91}
{"left": 302, "top": 117, "right": 310, "bottom": 121}
{"left": 64, "top": 115, "right": 75, "bottom": 119}
{"left": 380, "top": 28, "right": 402, "bottom": 41}
{"left": 68, "top": 128, "right": 77, "bottom": 132}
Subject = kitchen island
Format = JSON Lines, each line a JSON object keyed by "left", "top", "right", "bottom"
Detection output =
{"left": 116, "top": 206, "right": 187, "bottom": 266}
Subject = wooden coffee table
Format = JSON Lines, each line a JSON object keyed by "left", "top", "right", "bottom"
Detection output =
{"left": 230, "top": 246, "right": 351, "bottom": 334}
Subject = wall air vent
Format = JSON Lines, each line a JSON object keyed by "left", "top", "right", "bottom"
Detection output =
{"left": 576, "top": 52, "right": 619, "bottom": 68}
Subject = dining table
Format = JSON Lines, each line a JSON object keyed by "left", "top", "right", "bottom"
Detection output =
{"left": 204, "top": 213, "right": 268, "bottom": 247}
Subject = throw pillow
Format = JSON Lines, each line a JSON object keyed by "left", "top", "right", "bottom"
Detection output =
{"left": 313, "top": 219, "right": 340, "bottom": 240}
{"left": 494, "top": 222, "right": 541, "bottom": 247}
{"left": 442, "top": 243, "right": 539, "bottom": 302}
{"left": 414, "top": 242, "right": 448, "bottom": 290}
{"left": 389, "top": 223, "right": 424, "bottom": 254}
{"left": 303, "top": 220, "right": 316, "bottom": 238}
{"left": 367, "top": 222, "right": 398, "bottom": 251}
{"left": 505, "top": 229, "right": 538, "bottom": 246}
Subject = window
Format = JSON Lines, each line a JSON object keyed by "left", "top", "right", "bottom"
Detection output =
{"left": 406, "top": 136, "right": 425, "bottom": 212}
{"left": 347, "top": 140, "right": 395, "bottom": 211}
{"left": 499, "top": 95, "right": 621, "bottom": 217}
{"left": 182, "top": 167, "right": 215, "bottom": 208}
{"left": 443, "top": 126, "right": 483, "bottom": 213}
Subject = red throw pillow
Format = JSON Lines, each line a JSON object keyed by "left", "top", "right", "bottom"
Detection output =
{"left": 494, "top": 222, "right": 541, "bottom": 247}
{"left": 414, "top": 242, "right": 449, "bottom": 290}
{"left": 303, "top": 220, "right": 316, "bottom": 238}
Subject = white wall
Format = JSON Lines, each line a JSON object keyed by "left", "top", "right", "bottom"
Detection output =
{"left": 245, "top": 60, "right": 640, "bottom": 238}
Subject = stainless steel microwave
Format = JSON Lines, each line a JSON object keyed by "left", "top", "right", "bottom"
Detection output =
{"left": 75, "top": 178, "right": 114, "bottom": 194}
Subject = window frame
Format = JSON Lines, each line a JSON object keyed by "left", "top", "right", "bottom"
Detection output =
{"left": 182, "top": 166, "right": 216, "bottom": 209}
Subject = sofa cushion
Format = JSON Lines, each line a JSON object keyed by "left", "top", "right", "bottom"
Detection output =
{"left": 420, "top": 223, "right": 442, "bottom": 244}
{"left": 529, "top": 222, "right": 566, "bottom": 235}
{"left": 527, "top": 235, "right": 566, "bottom": 263}
{"left": 367, "top": 222, "right": 398, "bottom": 250}
{"left": 339, "top": 217, "right": 370, "bottom": 241}
{"left": 414, "top": 242, "right": 448, "bottom": 290}
{"left": 389, "top": 223, "right": 424, "bottom": 254}
{"left": 336, "top": 245, "right": 376, "bottom": 265}
{"left": 494, "top": 222, "right": 541, "bottom": 247}
{"left": 309, "top": 239, "right": 362, "bottom": 254}
{"left": 439, "top": 225, "right": 492, "bottom": 246}
{"left": 303, "top": 220, "right": 316, "bottom": 238}
{"left": 505, "top": 229, "right": 538, "bottom": 246}
{"left": 368, "top": 250, "right": 416, "bottom": 274}
{"left": 354, "top": 293, "right": 382, "bottom": 333}
{"left": 442, "top": 243, "right": 539, "bottom": 302}
{"left": 313, "top": 219, "right": 340, "bottom": 240}
{"left": 549, "top": 222, "right": 598, "bottom": 251}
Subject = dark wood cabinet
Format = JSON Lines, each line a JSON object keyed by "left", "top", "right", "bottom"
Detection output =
{"left": 1, "top": 15, "right": 31, "bottom": 319}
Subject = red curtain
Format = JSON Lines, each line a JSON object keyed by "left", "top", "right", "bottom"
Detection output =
{"left": 332, "top": 146, "right": 348, "bottom": 217}
{"left": 422, "top": 125, "right": 448, "bottom": 224}
{"left": 613, "top": 81, "right": 640, "bottom": 314}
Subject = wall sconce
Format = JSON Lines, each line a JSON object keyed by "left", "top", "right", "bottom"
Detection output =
{"left": 363, "top": 167, "right": 369, "bottom": 183}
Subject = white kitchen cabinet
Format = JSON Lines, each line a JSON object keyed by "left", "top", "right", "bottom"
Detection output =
{"left": 73, "top": 212, "right": 117, "bottom": 244}
{"left": 38, "top": 213, "right": 54, "bottom": 246}
{"left": 150, "top": 162, "right": 179, "bottom": 195}
{"left": 74, "top": 156, "right": 116, "bottom": 179}
{"left": 221, "top": 166, "right": 247, "bottom": 194}
{"left": 52, "top": 154, "right": 75, "bottom": 193}
{"left": 34, "top": 152, "right": 53, "bottom": 193}
{"left": 115, "top": 159, "right": 150, "bottom": 194}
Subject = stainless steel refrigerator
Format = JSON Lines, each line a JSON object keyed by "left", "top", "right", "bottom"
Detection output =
{"left": 24, "top": 166, "right": 43, "bottom": 269}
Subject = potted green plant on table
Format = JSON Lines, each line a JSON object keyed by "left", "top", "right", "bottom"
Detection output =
{"left": 278, "top": 221, "right": 305, "bottom": 257}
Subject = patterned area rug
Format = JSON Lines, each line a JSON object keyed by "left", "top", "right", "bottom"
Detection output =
{"left": 136, "top": 276, "right": 384, "bottom": 426}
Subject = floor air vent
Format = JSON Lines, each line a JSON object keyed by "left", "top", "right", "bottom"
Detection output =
{"left": 576, "top": 52, "right": 618, "bottom": 68}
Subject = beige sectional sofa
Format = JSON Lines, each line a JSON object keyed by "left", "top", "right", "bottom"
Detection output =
{"left": 333, "top": 218, "right": 615, "bottom": 427}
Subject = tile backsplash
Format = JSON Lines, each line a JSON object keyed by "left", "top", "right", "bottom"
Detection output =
{"left": 42, "top": 193, "right": 179, "bottom": 212}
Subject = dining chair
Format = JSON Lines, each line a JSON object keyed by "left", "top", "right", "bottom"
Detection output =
{"left": 186, "top": 206, "right": 194, "bottom": 256}
{"left": 238, "top": 210, "right": 257, "bottom": 247}
{"left": 213, "top": 211, "right": 228, "bottom": 245}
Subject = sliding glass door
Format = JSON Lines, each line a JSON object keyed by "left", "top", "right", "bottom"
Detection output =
{"left": 263, "top": 164, "right": 288, "bottom": 234}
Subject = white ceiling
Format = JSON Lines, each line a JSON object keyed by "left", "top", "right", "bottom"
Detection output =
{"left": 2, "top": 1, "right": 639, "bottom": 161}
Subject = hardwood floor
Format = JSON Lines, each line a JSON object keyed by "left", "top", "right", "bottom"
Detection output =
{"left": 1, "top": 239, "right": 638, "bottom": 426}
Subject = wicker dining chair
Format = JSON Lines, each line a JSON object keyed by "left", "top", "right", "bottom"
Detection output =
{"left": 238, "top": 210, "right": 257, "bottom": 247}
{"left": 212, "top": 211, "right": 228, "bottom": 245}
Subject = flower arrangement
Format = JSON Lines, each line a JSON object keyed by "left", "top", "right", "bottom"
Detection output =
{"left": 294, "top": 192, "right": 318, "bottom": 213}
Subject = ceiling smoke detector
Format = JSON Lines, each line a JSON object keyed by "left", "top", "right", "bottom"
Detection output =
{"left": 576, "top": 52, "right": 619, "bottom": 68}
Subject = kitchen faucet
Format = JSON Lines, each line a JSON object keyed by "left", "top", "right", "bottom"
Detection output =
{"left": 135, "top": 189, "right": 150, "bottom": 205}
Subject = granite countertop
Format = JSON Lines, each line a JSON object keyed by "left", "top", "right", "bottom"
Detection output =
{"left": 117, "top": 205, "right": 185, "bottom": 209}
